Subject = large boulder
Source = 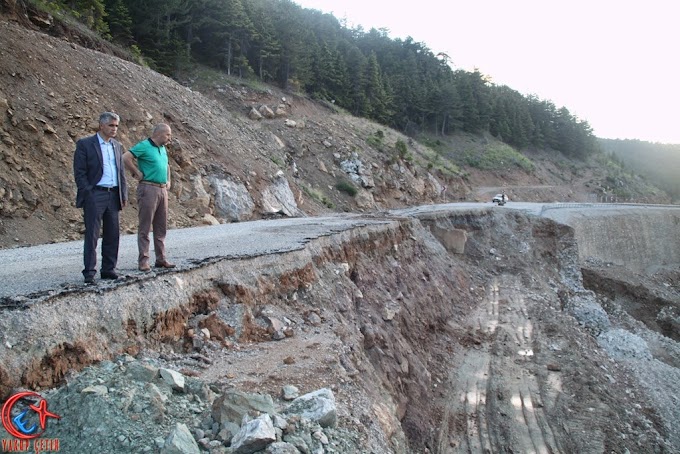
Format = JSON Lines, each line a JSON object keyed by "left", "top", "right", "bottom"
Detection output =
{"left": 283, "top": 388, "right": 337, "bottom": 428}
{"left": 209, "top": 176, "right": 255, "bottom": 221}
{"left": 211, "top": 389, "right": 276, "bottom": 427}
{"left": 231, "top": 414, "right": 276, "bottom": 454}
{"left": 340, "top": 153, "right": 375, "bottom": 188}
{"left": 161, "top": 423, "right": 200, "bottom": 454}
{"left": 260, "top": 172, "right": 304, "bottom": 217}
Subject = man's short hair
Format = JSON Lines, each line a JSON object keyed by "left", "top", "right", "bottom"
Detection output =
{"left": 152, "top": 123, "right": 171, "bottom": 134}
{"left": 99, "top": 112, "right": 120, "bottom": 124}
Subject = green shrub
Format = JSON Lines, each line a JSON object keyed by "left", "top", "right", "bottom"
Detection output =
{"left": 421, "top": 137, "right": 444, "bottom": 152}
{"left": 366, "top": 136, "right": 383, "bottom": 149}
{"left": 394, "top": 139, "right": 408, "bottom": 159}
{"left": 301, "top": 184, "right": 334, "bottom": 208}
{"left": 335, "top": 180, "right": 358, "bottom": 197}
{"left": 366, "top": 130, "right": 386, "bottom": 151}
{"left": 420, "top": 147, "right": 461, "bottom": 177}
{"left": 460, "top": 144, "right": 534, "bottom": 172}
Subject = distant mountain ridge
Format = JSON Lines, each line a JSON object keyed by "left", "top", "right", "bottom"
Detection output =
{"left": 599, "top": 138, "right": 680, "bottom": 201}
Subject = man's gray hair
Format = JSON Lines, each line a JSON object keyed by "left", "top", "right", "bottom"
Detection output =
{"left": 99, "top": 112, "right": 120, "bottom": 124}
{"left": 152, "top": 123, "right": 171, "bottom": 134}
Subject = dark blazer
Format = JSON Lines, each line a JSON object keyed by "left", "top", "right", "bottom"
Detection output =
{"left": 73, "top": 134, "right": 128, "bottom": 209}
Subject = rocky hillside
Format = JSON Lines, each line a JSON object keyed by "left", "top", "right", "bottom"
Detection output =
{"left": 0, "top": 6, "right": 670, "bottom": 250}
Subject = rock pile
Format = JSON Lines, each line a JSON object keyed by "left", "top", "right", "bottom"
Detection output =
{"left": 34, "top": 355, "right": 364, "bottom": 453}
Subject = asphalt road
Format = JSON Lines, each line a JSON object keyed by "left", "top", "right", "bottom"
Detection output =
{"left": 1, "top": 202, "right": 675, "bottom": 301}
{"left": 0, "top": 213, "right": 391, "bottom": 301}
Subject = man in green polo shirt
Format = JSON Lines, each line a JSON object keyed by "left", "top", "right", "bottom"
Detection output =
{"left": 123, "top": 123, "right": 176, "bottom": 272}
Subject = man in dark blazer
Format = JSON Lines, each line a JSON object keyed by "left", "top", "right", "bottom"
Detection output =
{"left": 73, "top": 112, "right": 128, "bottom": 283}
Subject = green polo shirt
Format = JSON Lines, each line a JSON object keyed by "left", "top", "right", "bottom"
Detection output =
{"left": 130, "top": 138, "right": 168, "bottom": 184}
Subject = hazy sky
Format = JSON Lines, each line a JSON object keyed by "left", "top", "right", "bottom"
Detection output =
{"left": 294, "top": 0, "right": 679, "bottom": 144}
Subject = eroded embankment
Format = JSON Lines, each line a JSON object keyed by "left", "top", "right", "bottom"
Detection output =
{"left": 543, "top": 206, "right": 680, "bottom": 272}
{"left": 0, "top": 213, "right": 470, "bottom": 453}
{"left": 545, "top": 205, "right": 680, "bottom": 343}
{"left": 0, "top": 219, "right": 401, "bottom": 398}
{"left": 2, "top": 208, "right": 675, "bottom": 452}
{"left": 582, "top": 267, "right": 680, "bottom": 341}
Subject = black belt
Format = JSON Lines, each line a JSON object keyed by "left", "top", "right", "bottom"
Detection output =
{"left": 94, "top": 186, "right": 118, "bottom": 192}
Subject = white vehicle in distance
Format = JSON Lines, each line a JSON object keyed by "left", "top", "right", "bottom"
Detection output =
{"left": 492, "top": 193, "right": 509, "bottom": 205}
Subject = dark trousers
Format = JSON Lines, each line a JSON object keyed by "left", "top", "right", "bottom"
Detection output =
{"left": 82, "top": 189, "right": 121, "bottom": 277}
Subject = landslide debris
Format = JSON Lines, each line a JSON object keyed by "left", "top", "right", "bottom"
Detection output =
{"left": 2, "top": 210, "right": 678, "bottom": 453}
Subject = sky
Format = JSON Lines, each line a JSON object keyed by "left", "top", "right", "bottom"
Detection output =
{"left": 293, "top": 0, "right": 679, "bottom": 144}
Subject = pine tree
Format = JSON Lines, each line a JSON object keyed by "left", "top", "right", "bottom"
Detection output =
{"left": 244, "top": 0, "right": 281, "bottom": 82}
{"left": 104, "top": 0, "right": 133, "bottom": 46}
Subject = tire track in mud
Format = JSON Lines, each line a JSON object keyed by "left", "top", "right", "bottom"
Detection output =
{"left": 438, "top": 275, "right": 561, "bottom": 453}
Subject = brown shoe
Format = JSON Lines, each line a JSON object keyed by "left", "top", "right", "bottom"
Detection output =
{"left": 155, "top": 261, "right": 176, "bottom": 269}
{"left": 139, "top": 264, "right": 151, "bottom": 272}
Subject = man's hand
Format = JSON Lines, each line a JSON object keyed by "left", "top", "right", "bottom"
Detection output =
{"left": 122, "top": 151, "right": 143, "bottom": 181}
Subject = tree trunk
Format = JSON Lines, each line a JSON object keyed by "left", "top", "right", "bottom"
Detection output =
{"left": 283, "top": 57, "right": 290, "bottom": 90}
{"left": 186, "top": 22, "right": 192, "bottom": 61}
{"left": 225, "top": 38, "right": 233, "bottom": 76}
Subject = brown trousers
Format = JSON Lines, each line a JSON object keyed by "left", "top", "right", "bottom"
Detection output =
{"left": 136, "top": 183, "right": 168, "bottom": 266}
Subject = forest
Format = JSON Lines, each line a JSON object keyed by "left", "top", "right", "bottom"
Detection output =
{"left": 599, "top": 139, "right": 680, "bottom": 200}
{"left": 29, "top": 0, "right": 598, "bottom": 159}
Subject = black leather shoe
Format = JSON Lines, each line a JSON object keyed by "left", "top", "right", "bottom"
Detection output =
{"left": 84, "top": 276, "right": 96, "bottom": 284}
{"left": 101, "top": 271, "right": 119, "bottom": 280}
